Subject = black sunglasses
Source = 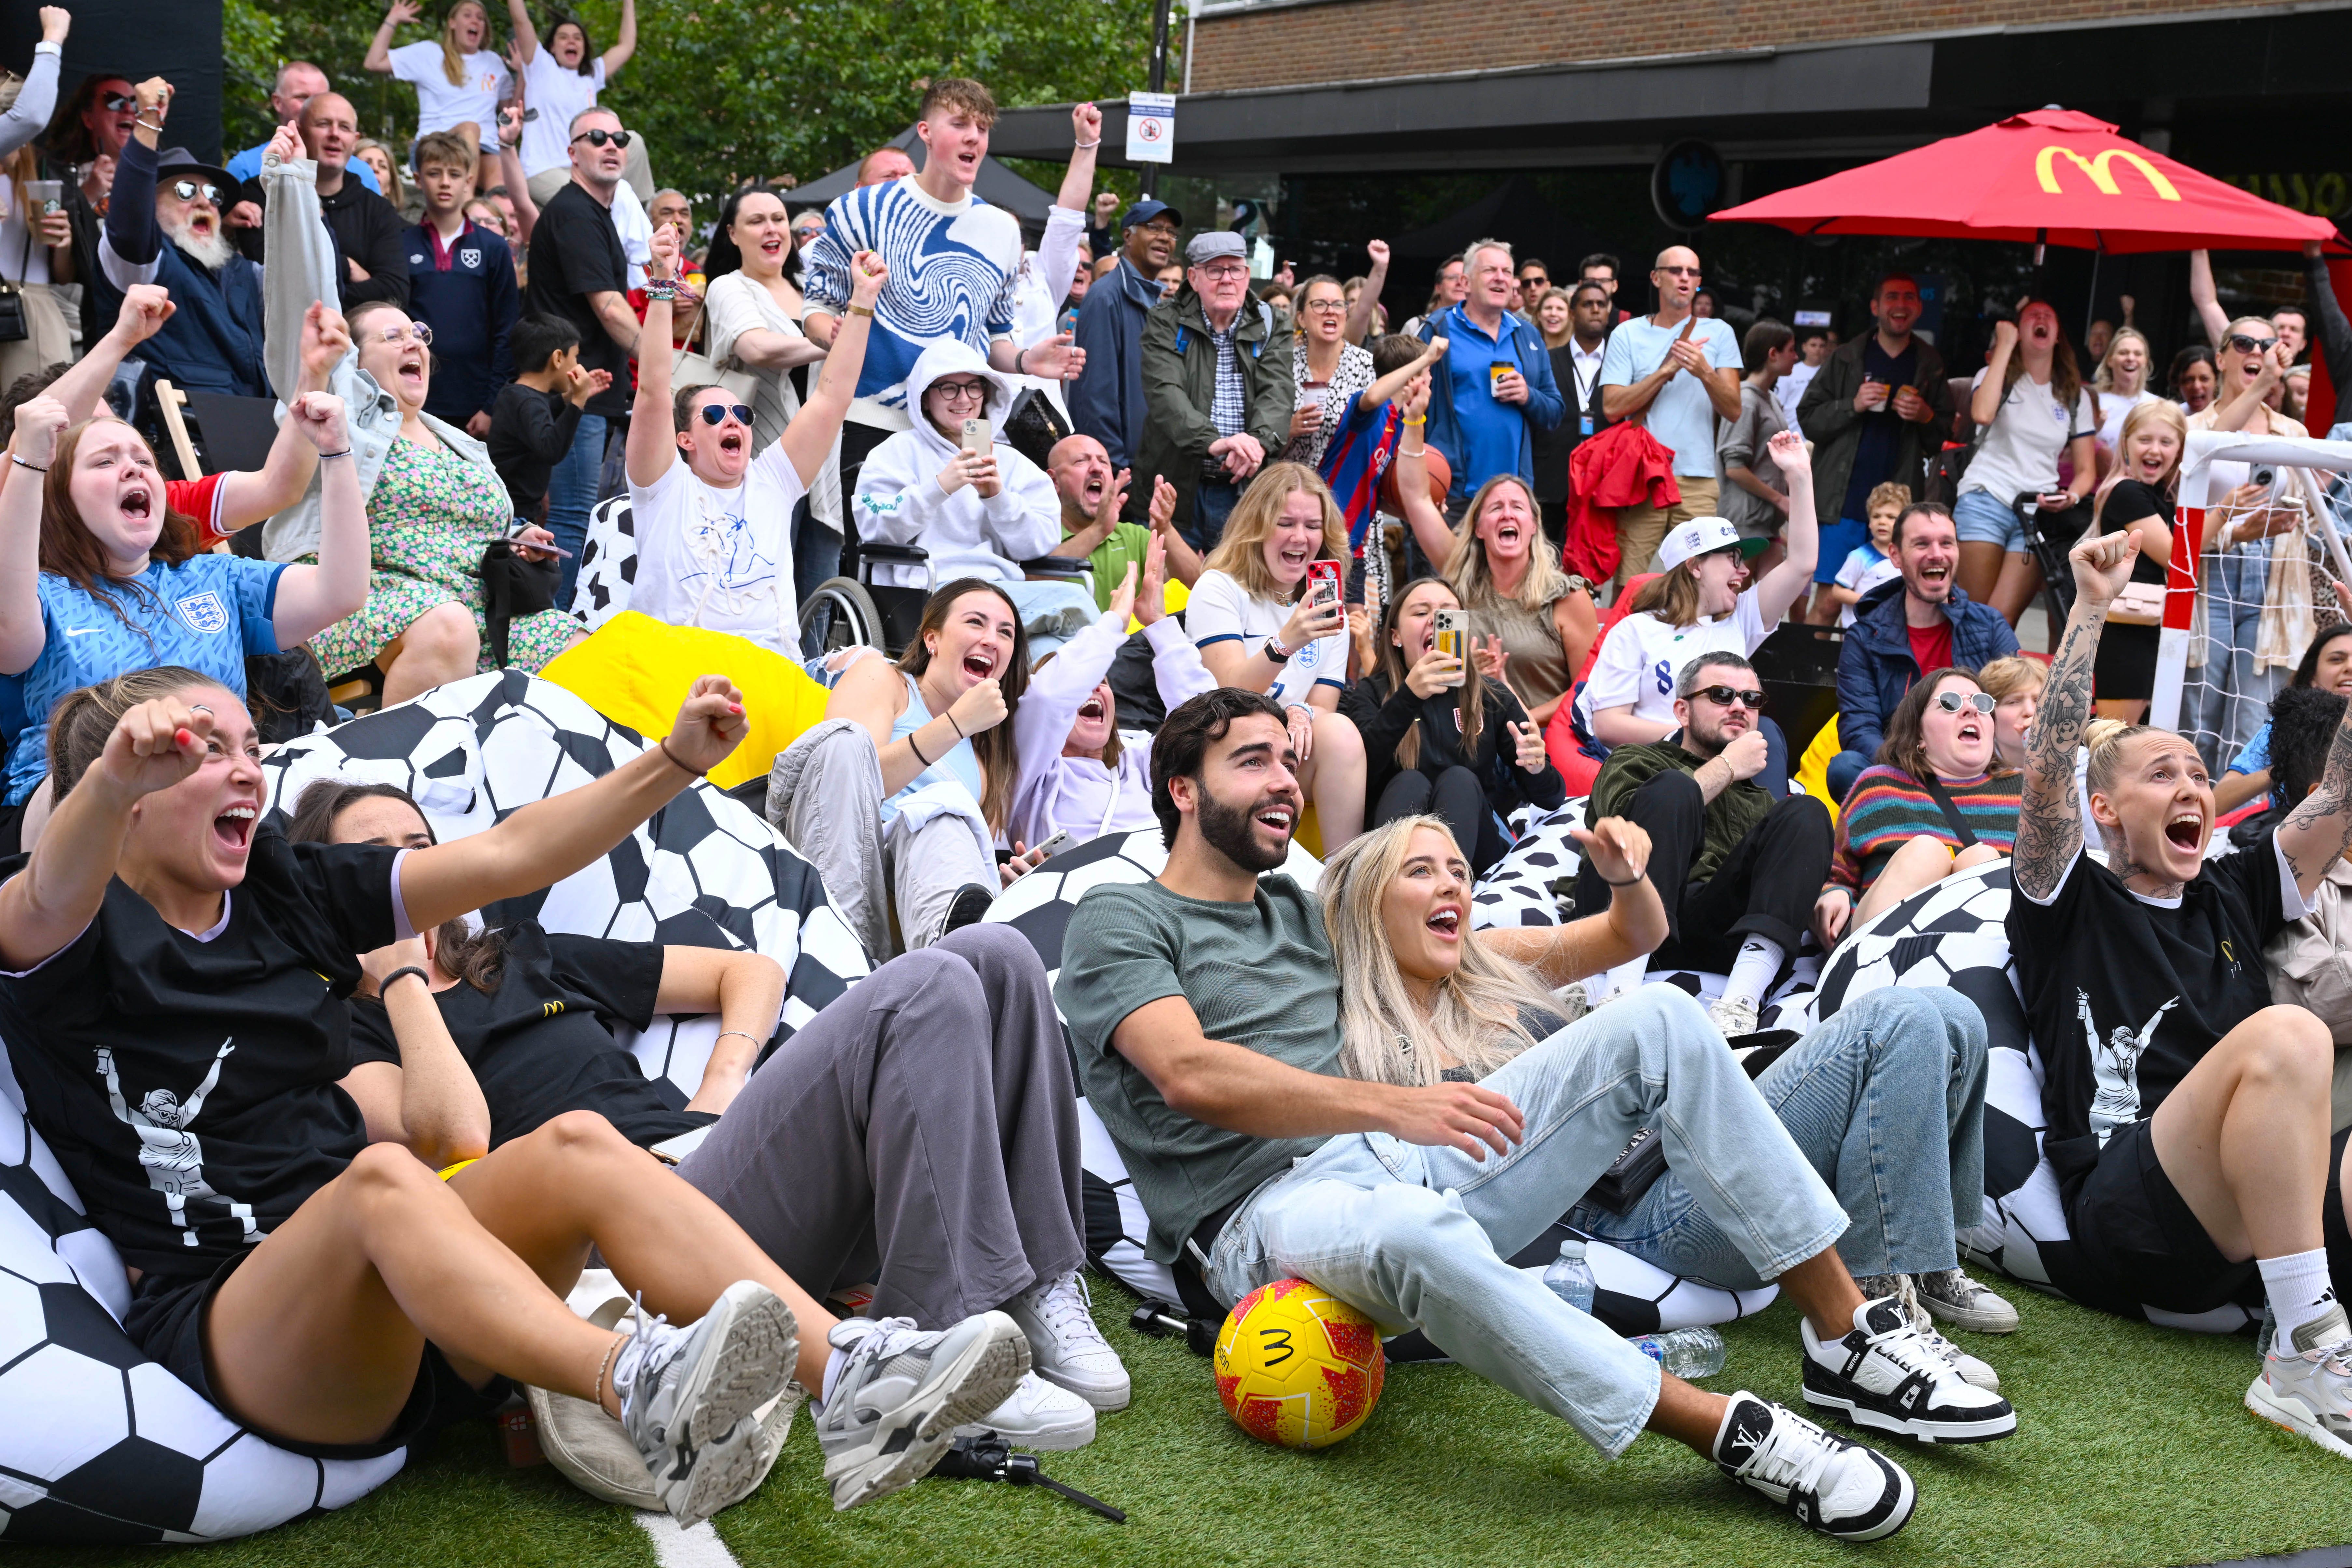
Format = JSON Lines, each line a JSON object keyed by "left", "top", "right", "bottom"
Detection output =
{"left": 696, "top": 403, "right": 754, "bottom": 426}
{"left": 1693, "top": 685, "right": 1766, "bottom": 710}
{"left": 101, "top": 92, "right": 136, "bottom": 113}
{"left": 169, "top": 179, "right": 224, "bottom": 205}
{"left": 571, "top": 127, "right": 632, "bottom": 149}
{"left": 2227, "top": 333, "right": 2279, "bottom": 355}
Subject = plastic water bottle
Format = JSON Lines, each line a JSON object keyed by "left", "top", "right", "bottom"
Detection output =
{"left": 1542, "top": 1239, "right": 1596, "bottom": 1315}
{"left": 1628, "top": 1325, "right": 1727, "bottom": 1380}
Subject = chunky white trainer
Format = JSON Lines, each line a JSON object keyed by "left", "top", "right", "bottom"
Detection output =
{"left": 814, "top": 1311, "right": 1030, "bottom": 1510}
{"left": 612, "top": 1281, "right": 798, "bottom": 1528}
{"left": 1712, "top": 1390, "right": 1917, "bottom": 1542}
{"left": 2246, "top": 1302, "right": 2352, "bottom": 1460}
{"left": 1008, "top": 1271, "right": 1131, "bottom": 1411}
{"left": 957, "top": 1369, "right": 1098, "bottom": 1450}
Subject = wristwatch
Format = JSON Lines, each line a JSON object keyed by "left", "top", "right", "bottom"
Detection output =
{"left": 1262, "top": 633, "right": 1297, "bottom": 662}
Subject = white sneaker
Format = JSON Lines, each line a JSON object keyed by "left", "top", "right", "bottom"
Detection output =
{"left": 1916, "top": 1267, "right": 2020, "bottom": 1335}
{"left": 1007, "top": 1271, "right": 1131, "bottom": 1412}
{"left": 612, "top": 1282, "right": 798, "bottom": 1528}
{"left": 1802, "top": 1296, "right": 2017, "bottom": 1443}
{"left": 1712, "top": 1390, "right": 1916, "bottom": 1542}
{"left": 956, "top": 1370, "right": 1097, "bottom": 1450}
{"left": 814, "top": 1311, "right": 1030, "bottom": 1510}
{"left": 2247, "top": 1303, "right": 2352, "bottom": 1459}
{"left": 1708, "top": 994, "right": 1762, "bottom": 1040}
{"left": 1856, "top": 1273, "right": 2002, "bottom": 1392}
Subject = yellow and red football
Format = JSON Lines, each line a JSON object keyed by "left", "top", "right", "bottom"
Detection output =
{"left": 1213, "top": 1278, "right": 1386, "bottom": 1449}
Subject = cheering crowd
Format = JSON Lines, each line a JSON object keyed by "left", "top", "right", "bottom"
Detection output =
{"left": 6, "top": 4, "right": 2352, "bottom": 1545}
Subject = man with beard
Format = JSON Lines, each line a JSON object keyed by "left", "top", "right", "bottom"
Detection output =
{"left": 92, "top": 78, "right": 271, "bottom": 398}
{"left": 1570, "top": 651, "right": 1834, "bottom": 1041}
{"left": 1069, "top": 199, "right": 1181, "bottom": 480}
{"left": 1054, "top": 687, "right": 1949, "bottom": 1540}
{"left": 1829, "top": 502, "right": 2018, "bottom": 801}
{"left": 1044, "top": 434, "right": 1199, "bottom": 612}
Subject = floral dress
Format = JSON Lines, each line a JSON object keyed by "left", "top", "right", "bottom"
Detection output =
{"left": 307, "top": 436, "right": 579, "bottom": 679}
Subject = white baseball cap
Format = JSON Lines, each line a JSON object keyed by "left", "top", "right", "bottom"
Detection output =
{"left": 1654, "top": 515, "right": 1744, "bottom": 571}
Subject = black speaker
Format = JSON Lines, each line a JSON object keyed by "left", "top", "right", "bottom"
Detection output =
{"left": 3, "top": 0, "right": 224, "bottom": 162}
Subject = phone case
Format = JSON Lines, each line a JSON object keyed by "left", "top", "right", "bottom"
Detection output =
{"left": 1433, "top": 609, "right": 1467, "bottom": 669}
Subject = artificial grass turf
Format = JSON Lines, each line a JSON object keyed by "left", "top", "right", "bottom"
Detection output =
{"left": 13, "top": 1279, "right": 2352, "bottom": 1568}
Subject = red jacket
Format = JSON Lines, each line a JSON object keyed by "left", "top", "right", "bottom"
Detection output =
{"left": 1563, "top": 422, "right": 1681, "bottom": 583}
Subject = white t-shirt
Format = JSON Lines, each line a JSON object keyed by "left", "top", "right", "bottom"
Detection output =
{"left": 1575, "top": 589, "right": 1769, "bottom": 732}
{"left": 1778, "top": 360, "right": 1819, "bottom": 436}
{"left": 1960, "top": 368, "right": 2096, "bottom": 501}
{"left": 387, "top": 40, "right": 509, "bottom": 153}
{"left": 518, "top": 53, "right": 606, "bottom": 178}
{"left": 1187, "top": 569, "right": 1347, "bottom": 711}
{"left": 627, "top": 448, "right": 809, "bottom": 654}
{"left": 1598, "top": 314, "right": 1744, "bottom": 477}
{"left": 2093, "top": 388, "right": 2160, "bottom": 454}
{"left": 1834, "top": 545, "right": 1901, "bottom": 628}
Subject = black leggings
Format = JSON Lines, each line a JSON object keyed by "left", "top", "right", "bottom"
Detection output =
{"left": 1374, "top": 766, "right": 1511, "bottom": 877}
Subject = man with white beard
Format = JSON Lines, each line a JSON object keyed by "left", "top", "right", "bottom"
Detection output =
{"left": 92, "top": 76, "right": 272, "bottom": 398}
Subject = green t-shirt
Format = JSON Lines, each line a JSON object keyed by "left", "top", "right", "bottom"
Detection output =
{"left": 1055, "top": 875, "right": 1341, "bottom": 1263}
{"left": 1078, "top": 522, "right": 1155, "bottom": 613}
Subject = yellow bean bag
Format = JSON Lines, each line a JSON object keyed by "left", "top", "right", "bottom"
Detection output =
{"left": 538, "top": 611, "right": 833, "bottom": 792}
{"left": 1795, "top": 716, "right": 1845, "bottom": 827}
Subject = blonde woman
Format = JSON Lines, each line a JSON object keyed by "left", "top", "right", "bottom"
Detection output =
{"left": 2085, "top": 398, "right": 2184, "bottom": 718}
{"left": 1436, "top": 474, "right": 1599, "bottom": 726}
{"left": 367, "top": 0, "right": 509, "bottom": 187}
{"left": 1190, "top": 462, "right": 1368, "bottom": 847}
{"left": 352, "top": 139, "right": 407, "bottom": 216}
{"left": 2090, "top": 326, "right": 2160, "bottom": 476}
{"left": 1319, "top": 817, "right": 2017, "bottom": 1401}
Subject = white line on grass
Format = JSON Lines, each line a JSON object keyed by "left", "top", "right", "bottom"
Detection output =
{"left": 634, "top": 1510, "right": 743, "bottom": 1568}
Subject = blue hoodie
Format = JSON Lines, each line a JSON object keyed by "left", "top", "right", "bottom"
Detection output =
{"left": 1836, "top": 576, "right": 2021, "bottom": 760}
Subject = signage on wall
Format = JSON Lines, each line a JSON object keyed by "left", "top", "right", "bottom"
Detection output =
{"left": 1128, "top": 93, "right": 1176, "bottom": 164}
{"left": 1652, "top": 141, "right": 1727, "bottom": 232}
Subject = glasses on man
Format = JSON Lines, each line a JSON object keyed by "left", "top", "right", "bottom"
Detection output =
{"left": 1197, "top": 262, "right": 1248, "bottom": 282}
{"left": 2227, "top": 333, "right": 2280, "bottom": 355}
{"left": 696, "top": 402, "right": 754, "bottom": 426}
{"left": 1657, "top": 265, "right": 1700, "bottom": 278}
{"left": 932, "top": 380, "right": 990, "bottom": 406}
{"left": 1933, "top": 690, "right": 1997, "bottom": 715}
{"left": 169, "top": 179, "right": 224, "bottom": 206}
{"left": 571, "top": 127, "right": 633, "bottom": 148}
{"left": 1693, "top": 685, "right": 1767, "bottom": 710}
{"left": 372, "top": 323, "right": 434, "bottom": 346}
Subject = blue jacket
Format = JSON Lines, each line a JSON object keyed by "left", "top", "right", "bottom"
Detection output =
{"left": 1412, "top": 304, "right": 1566, "bottom": 500}
{"left": 1068, "top": 254, "right": 1163, "bottom": 475}
{"left": 1836, "top": 577, "right": 2020, "bottom": 758}
{"left": 93, "top": 140, "right": 269, "bottom": 399}
{"left": 403, "top": 220, "right": 519, "bottom": 425}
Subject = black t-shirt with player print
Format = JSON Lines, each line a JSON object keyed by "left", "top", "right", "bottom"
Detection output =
{"left": 0, "top": 827, "right": 403, "bottom": 1277}
{"left": 2007, "top": 835, "right": 2302, "bottom": 1191}
{"left": 346, "top": 922, "right": 702, "bottom": 1151}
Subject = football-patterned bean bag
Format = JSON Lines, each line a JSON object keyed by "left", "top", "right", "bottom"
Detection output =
{"left": 985, "top": 828, "right": 1777, "bottom": 1336}
{"left": 1806, "top": 858, "right": 2252, "bottom": 1332}
{"left": 569, "top": 494, "right": 635, "bottom": 633}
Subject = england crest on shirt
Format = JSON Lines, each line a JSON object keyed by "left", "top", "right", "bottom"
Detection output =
{"left": 458, "top": 247, "right": 481, "bottom": 270}
{"left": 176, "top": 590, "right": 230, "bottom": 635}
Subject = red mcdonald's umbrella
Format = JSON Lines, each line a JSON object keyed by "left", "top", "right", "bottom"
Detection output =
{"left": 1713, "top": 108, "right": 2340, "bottom": 253}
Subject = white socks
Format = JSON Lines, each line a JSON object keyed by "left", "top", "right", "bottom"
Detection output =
{"left": 1589, "top": 956, "right": 1647, "bottom": 1004}
{"left": 2259, "top": 1249, "right": 2345, "bottom": 1349}
{"left": 1722, "top": 937, "right": 1787, "bottom": 1009}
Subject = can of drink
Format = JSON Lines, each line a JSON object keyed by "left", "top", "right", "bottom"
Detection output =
{"left": 498, "top": 1402, "right": 546, "bottom": 1467}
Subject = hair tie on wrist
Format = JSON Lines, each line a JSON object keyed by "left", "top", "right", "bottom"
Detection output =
{"left": 907, "top": 730, "right": 934, "bottom": 767}
{"left": 1599, "top": 872, "right": 1645, "bottom": 886}
{"left": 381, "top": 964, "right": 431, "bottom": 992}
{"left": 947, "top": 712, "right": 967, "bottom": 740}
{"left": 317, "top": 449, "right": 352, "bottom": 461}
{"left": 1074, "top": 138, "right": 1102, "bottom": 149}
{"left": 657, "top": 736, "right": 705, "bottom": 778}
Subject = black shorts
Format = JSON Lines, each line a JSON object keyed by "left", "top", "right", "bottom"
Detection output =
{"left": 124, "top": 1251, "right": 511, "bottom": 1461}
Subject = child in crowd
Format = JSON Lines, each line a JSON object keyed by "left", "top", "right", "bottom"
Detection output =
{"left": 403, "top": 128, "right": 518, "bottom": 437}
{"left": 1317, "top": 333, "right": 1450, "bottom": 603}
{"left": 488, "top": 315, "right": 605, "bottom": 524}
{"left": 1821, "top": 482, "right": 1908, "bottom": 628}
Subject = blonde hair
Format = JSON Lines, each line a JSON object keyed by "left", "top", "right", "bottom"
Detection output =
{"left": 2092, "top": 397, "right": 2187, "bottom": 529}
{"left": 1976, "top": 655, "right": 2046, "bottom": 702}
{"left": 1202, "top": 463, "right": 1348, "bottom": 603}
{"left": 1319, "top": 817, "right": 1561, "bottom": 1088}
{"left": 1445, "top": 474, "right": 1570, "bottom": 613}
{"left": 354, "top": 139, "right": 406, "bottom": 208}
{"left": 438, "top": 0, "right": 484, "bottom": 87}
{"left": 1865, "top": 481, "right": 1912, "bottom": 520}
{"left": 2093, "top": 326, "right": 2154, "bottom": 397}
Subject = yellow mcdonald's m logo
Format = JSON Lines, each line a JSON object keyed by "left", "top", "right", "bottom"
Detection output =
{"left": 2035, "top": 147, "right": 2181, "bottom": 201}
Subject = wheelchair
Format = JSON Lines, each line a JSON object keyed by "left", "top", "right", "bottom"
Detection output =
{"left": 800, "top": 509, "right": 1091, "bottom": 660}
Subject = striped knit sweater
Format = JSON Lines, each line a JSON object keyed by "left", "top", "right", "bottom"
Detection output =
{"left": 1826, "top": 765, "right": 2025, "bottom": 896}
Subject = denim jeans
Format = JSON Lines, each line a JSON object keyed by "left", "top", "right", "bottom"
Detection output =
{"left": 1572, "top": 987, "right": 1987, "bottom": 1285}
{"left": 547, "top": 412, "right": 607, "bottom": 605}
{"left": 2187, "top": 543, "right": 2282, "bottom": 770}
{"left": 1205, "top": 986, "right": 1849, "bottom": 1458}
{"left": 1188, "top": 477, "right": 1240, "bottom": 556}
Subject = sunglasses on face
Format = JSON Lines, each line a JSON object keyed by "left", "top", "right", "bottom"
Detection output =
{"left": 2227, "top": 334, "right": 2279, "bottom": 355}
{"left": 1693, "top": 685, "right": 1766, "bottom": 710}
{"left": 169, "top": 179, "right": 224, "bottom": 205}
{"left": 571, "top": 128, "right": 632, "bottom": 148}
{"left": 101, "top": 93, "right": 137, "bottom": 113}
{"left": 1934, "top": 691, "right": 1997, "bottom": 715}
{"left": 696, "top": 403, "right": 754, "bottom": 426}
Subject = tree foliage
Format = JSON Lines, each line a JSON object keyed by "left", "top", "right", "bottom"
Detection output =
{"left": 214, "top": 0, "right": 1155, "bottom": 202}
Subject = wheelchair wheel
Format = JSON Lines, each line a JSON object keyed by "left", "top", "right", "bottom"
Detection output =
{"left": 799, "top": 576, "right": 886, "bottom": 658}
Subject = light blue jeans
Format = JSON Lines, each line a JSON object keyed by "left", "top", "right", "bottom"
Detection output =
{"left": 546, "top": 412, "right": 608, "bottom": 605}
{"left": 2187, "top": 543, "right": 2283, "bottom": 771}
{"left": 1571, "top": 988, "right": 1987, "bottom": 1287}
{"left": 1204, "top": 986, "right": 1850, "bottom": 1459}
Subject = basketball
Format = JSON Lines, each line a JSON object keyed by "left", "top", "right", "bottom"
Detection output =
{"left": 1213, "top": 1278, "right": 1386, "bottom": 1448}
{"left": 1379, "top": 444, "right": 1450, "bottom": 518}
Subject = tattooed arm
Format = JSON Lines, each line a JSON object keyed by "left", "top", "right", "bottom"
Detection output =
{"left": 2014, "top": 530, "right": 2142, "bottom": 902}
{"left": 2277, "top": 675, "right": 2352, "bottom": 899}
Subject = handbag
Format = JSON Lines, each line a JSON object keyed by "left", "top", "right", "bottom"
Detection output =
{"left": 479, "top": 535, "right": 561, "bottom": 667}
{"left": 672, "top": 303, "right": 758, "bottom": 406}
{"left": 2106, "top": 579, "right": 2166, "bottom": 627}
{"left": 0, "top": 222, "right": 33, "bottom": 345}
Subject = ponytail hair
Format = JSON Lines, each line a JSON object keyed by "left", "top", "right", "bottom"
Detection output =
{"left": 285, "top": 779, "right": 507, "bottom": 992}
{"left": 2083, "top": 718, "right": 2157, "bottom": 800}
{"left": 48, "top": 666, "right": 214, "bottom": 798}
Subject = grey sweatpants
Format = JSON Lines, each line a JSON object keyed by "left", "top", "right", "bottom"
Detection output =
{"left": 675, "top": 924, "right": 1085, "bottom": 1328}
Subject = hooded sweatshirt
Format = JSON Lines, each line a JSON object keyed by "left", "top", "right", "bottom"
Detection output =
{"left": 852, "top": 342, "right": 1061, "bottom": 589}
{"left": 1009, "top": 612, "right": 1217, "bottom": 850}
